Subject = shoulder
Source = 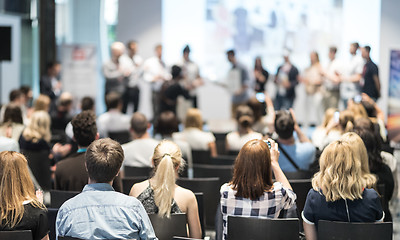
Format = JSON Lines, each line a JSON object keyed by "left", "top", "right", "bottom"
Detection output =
{"left": 297, "top": 142, "right": 316, "bottom": 151}
{"left": 130, "top": 180, "right": 149, "bottom": 197}
{"left": 363, "top": 188, "right": 380, "bottom": 200}
{"left": 176, "top": 185, "right": 196, "bottom": 202}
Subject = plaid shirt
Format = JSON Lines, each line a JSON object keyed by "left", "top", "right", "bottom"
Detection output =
{"left": 220, "top": 182, "right": 296, "bottom": 240}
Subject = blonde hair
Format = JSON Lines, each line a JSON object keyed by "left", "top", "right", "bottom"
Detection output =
{"left": 0, "top": 151, "right": 45, "bottom": 227}
{"left": 339, "top": 110, "right": 354, "bottom": 133}
{"left": 312, "top": 136, "right": 366, "bottom": 201}
{"left": 34, "top": 94, "right": 51, "bottom": 112}
{"left": 152, "top": 140, "right": 185, "bottom": 218}
{"left": 341, "top": 132, "right": 376, "bottom": 188}
{"left": 348, "top": 103, "right": 368, "bottom": 120}
{"left": 321, "top": 108, "right": 338, "bottom": 128}
{"left": 185, "top": 108, "right": 203, "bottom": 129}
{"left": 22, "top": 110, "right": 51, "bottom": 143}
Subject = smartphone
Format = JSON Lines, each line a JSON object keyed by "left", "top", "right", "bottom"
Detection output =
{"left": 334, "top": 111, "right": 340, "bottom": 123}
{"left": 256, "top": 92, "right": 265, "bottom": 103}
{"left": 263, "top": 140, "right": 271, "bottom": 149}
{"left": 354, "top": 95, "right": 362, "bottom": 103}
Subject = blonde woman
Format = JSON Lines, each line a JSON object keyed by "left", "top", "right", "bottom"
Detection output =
{"left": 0, "top": 151, "right": 49, "bottom": 240}
{"left": 311, "top": 108, "right": 338, "bottom": 150}
{"left": 130, "top": 140, "right": 202, "bottom": 239}
{"left": 302, "top": 135, "right": 384, "bottom": 240}
{"left": 19, "top": 111, "right": 51, "bottom": 152}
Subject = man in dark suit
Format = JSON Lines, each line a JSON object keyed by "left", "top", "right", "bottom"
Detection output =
{"left": 40, "top": 61, "right": 62, "bottom": 113}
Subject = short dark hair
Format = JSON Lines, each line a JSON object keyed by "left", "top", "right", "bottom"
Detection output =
{"left": 236, "top": 105, "right": 254, "bottom": 128}
{"left": 130, "top": 112, "right": 148, "bottom": 137}
{"left": 364, "top": 46, "right": 371, "bottom": 53}
{"left": 171, "top": 65, "right": 182, "bottom": 79}
{"left": 9, "top": 89, "right": 22, "bottom": 102}
{"left": 155, "top": 111, "right": 179, "bottom": 136}
{"left": 86, "top": 138, "right": 124, "bottom": 183}
{"left": 226, "top": 49, "right": 235, "bottom": 56}
{"left": 81, "top": 96, "right": 95, "bottom": 111}
{"left": 46, "top": 61, "right": 60, "bottom": 71}
{"left": 127, "top": 40, "right": 137, "bottom": 47}
{"left": 19, "top": 85, "right": 31, "bottom": 96}
{"left": 351, "top": 42, "right": 359, "bottom": 49}
{"left": 71, "top": 110, "right": 97, "bottom": 147}
{"left": 329, "top": 46, "right": 337, "bottom": 54}
{"left": 274, "top": 110, "right": 294, "bottom": 139}
{"left": 3, "top": 104, "right": 23, "bottom": 124}
{"left": 183, "top": 45, "right": 190, "bottom": 54}
{"left": 105, "top": 92, "right": 121, "bottom": 110}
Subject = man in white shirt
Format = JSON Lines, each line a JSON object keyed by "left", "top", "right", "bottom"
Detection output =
{"left": 322, "top": 46, "right": 342, "bottom": 111}
{"left": 142, "top": 44, "right": 171, "bottom": 120}
{"left": 339, "top": 42, "right": 364, "bottom": 108}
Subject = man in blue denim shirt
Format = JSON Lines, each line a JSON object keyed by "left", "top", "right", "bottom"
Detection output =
{"left": 56, "top": 138, "right": 158, "bottom": 240}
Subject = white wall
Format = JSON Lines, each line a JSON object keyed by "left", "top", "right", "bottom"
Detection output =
{"left": 0, "top": 14, "right": 21, "bottom": 104}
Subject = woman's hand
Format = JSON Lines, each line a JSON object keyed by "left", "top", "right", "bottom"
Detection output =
{"left": 268, "top": 139, "right": 280, "bottom": 166}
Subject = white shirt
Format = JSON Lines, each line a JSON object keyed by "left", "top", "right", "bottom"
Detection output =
{"left": 226, "top": 131, "right": 263, "bottom": 151}
{"left": 97, "top": 110, "right": 130, "bottom": 137}
{"left": 172, "top": 128, "right": 216, "bottom": 151}
{"left": 122, "top": 138, "right": 159, "bottom": 168}
{"left": 0, "top": 136, "right": 20, "bottom": 152}
{"left": 177, "top": 58, "right": 200, "bottom": 96}
{"left": 324, "top": 58, "right": 343, "bottom": 91}
{"left": 142, "top": 56, "right": 171, "bottom": 92}
{"left": 340, "top": 54, "right": 364, "bottom": 99}
{"left": 127, "top": 54, "right": 144, "bottom": 88}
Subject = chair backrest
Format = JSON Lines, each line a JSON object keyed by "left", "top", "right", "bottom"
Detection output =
{"left": 193, "top": 164, "right": 233, "bottom": 187}
{"left": 283, "top": 171, "right": 313, "bottom": 179}
{"left": 173, "top": 237, "right": 201, "bottom": 240}
{"left": 122, "top": 176, "right": 148, "bottom": 195}
{"left": 50, "top": 190, "right": 80, "bottom": 208}
{"left": 194, "top": 192, "right": 205, "bottom": 238}
{"left": 58, "top": 236, "right": 84, "bottom": 240}
{"left": 47, "top": 208, "right": 58, "bottom": 240}
{"left": 149, "top": 213, "right": 187, "bottom": 240}
{"left": 289, "top": 179, "right": 312, "bottom": 215}
{"left": 209, "top": 155, "right": 236, "bottom": 165}
{"left": 0, "top": 230, "right": 33, "bottom": 240}
{"left": 21, "top": 149, "right": 51, "bottom": 190}
{"left": 317, "top": 220, "right": 393, "bottom": 240}
{"left": 177, "top": 177, "right": 220, "bottom": 229}
{"left": 124, "top": 166, "right": 153, "bottom": 177}
{"left": 191, "top": 150, "right": 211, "bottom": 164}
{"left": 227, "top": 216, "right": 299, "bottom": 240}
{"left": 227, "top": 150, "right": 239, "bottom": 156}
{"left": 108, "top": 131, "right": 131, "bottom": 144}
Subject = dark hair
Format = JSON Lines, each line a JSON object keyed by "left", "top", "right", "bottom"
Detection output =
{"left": 130, "top": 112, "right": 148, "bottom": 137}
{"left": 236, "top": 105, "right": 254, "bottom": 129}
{"left": 86, "top": 138, "right": 124, "bottom": 183}
{"left": 9, "top": 90, "right": 22, "bottom": 102}
{"left": 247, "top": 98, "right": 263, "bottom": 122}
{"left": 183, "top": 45, "right": 190, "bottom": 54}
{"left": 274, "top": 110, "right": 294, "bottom": 139}
{"left": 71, "top": 110, "right": 97, "bottom": 147}
{"left": 361, "top": 100, "right": 377, "bottom": 118}
{"left": 155, "top": 111, "right": 179, "bottom": 136}
{"left": 231, "top": 139, "right": 273, "bottom": 200}
{"left": 3, "top": 104, "right": 23, "bottom": 124}
{"left": 59, "top": 97, "right": 72, "bottom": 108}
{"left": 19, "top": 86, "right": 31, "bottom": 96}
{"left": 351, "top": 42, "right": 360, "bottom": 49}
{"left": 81, "top": 96, "right": 95, "bottom": 111}
{"left": 171, "top": 65, "right": 182, "bottom": 79}
{"left": 364, "top": 46, "right": 371, "bottom": 53}
{"left": 46, "top": 61, "right": 60, "bottom": 71}
{"left": 226, "top": 49, "right": 235, "bottom": 56}
{"left": 105, "top": 92, "right": 121, "bottom": 110}
{"left": 353, "top": 117, "right": 375, "bottom": 132}
{"left": 127, "top": 40, "right": 137, "bottom": 47}
{"left": 353, "top": 128, "right": 383, "bottom": 173}
{"left": 329, "top": 46, "right": 337, "bottom": 54}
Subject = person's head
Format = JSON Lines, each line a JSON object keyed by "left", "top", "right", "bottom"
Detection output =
{"left": 171, "top": 65, "right": 182, "bottom": 80}
{"left": 58, "top": 92, "right": 73, "bottom": 112}
{"left": 85, "top": 138, "right": 124, "bottom": 183}
{"left": 340, "top": 132, "right": 376, "bottom": 188}
{"left": 254, "top": 56, "right": 263, "bottom": 69}
{"left": 185, "top": 108, "right": 203, "bottom": 130}
{"left": 247, "top": 97, "right": 263, "bottom": 122}
{"left": 350, "top": 42, "right": 359, "bottom": 55}
{"left": 0, "top": 151, "right": 44, "bottom": 228}
{"left": 71, "top": 110, "right": 98, "bottom": 147}
{"left": 310, "top": 51, "right": 319, "bottom": 65}
{"left": 19, "top": 85, "right": 33, "bottom": 106}
{"left": 81, "top": 96, "right": 95, "bottom": 111}
{"left": 361, "top": 46, "right": 371, "bottom": 59}
{"left": 338, "top": 110, "right": 354, "bottom": 133}
{"left": 353, "top": 117, "right": 375, "bottom": 133}
{"left": 183, "top": 45, "right": 190, "bottom": 60}
{"left": 236, "top": 105, "right": 254, "bottom": 130}
{"left": 312, "top": 136, "right": 366, "bottom": 201}
{"left": 3, "top": 104, "right": 23, "bottom": 124}
{"left": 127, "top": 40, "right": 138, "bottom": 56}
{"left": 155, "top": 111, "right": 179, "bottom": 137}
{"left": 151, "top": 140, "right": 185, "bottom": 218}
{"left": 231, "top": 139, "right": 273, "bottom": 200}
{"left": 329, "top": 46, "right": 337, "bottom": 60}
{"left": 353, "top": 128, "right": 383, "bottom": 173}
{"left": 274, "top": 110, "right": 294, "bottom": 139}
{"left": 130, "top": 112, "right": 149, "bottom": 138}
{"left": 111, "top": 42, "right": 125, "bottom": 60}
{"left": 283, "top": 49, "right": 291, "bottom": 63}
{"left": 46, "top": 61, "right": 61, "bottom": 76}
{"left": 33, "top": 94, "right": 51, "bottom": 112}
{"left": 155, "top": 44, "right": 163, "bottom": 59}
{"left": 360, "top": 100, "right": 377, "bottom": 118}
{"left": 321, "top": 108, "right": 338, "bottom": 128}
{"left": 23, "top": 110, "right": 51, "bottom": 143}
{"left": 347, "top": 101, "right": 367, "bottom": 120}
{"left": 105, "top": 92, "right": 122, "bottom": 111}
{"left": 9, "top": 89, "right": 24, "bottom": 105}
{"left": 226, "top": 49, "right": 236, "bottom": 64}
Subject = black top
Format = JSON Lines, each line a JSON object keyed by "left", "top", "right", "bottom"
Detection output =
{"left": 255, "top": 69, "right": 269, "bottom": 92}
{"left": 137, "top": 184, "right": 182, "bottom": 215}
{"left": 19, "top": 135, "right": 50, "bottom": 152}
{"left": 159, "top": 81, "right": 190, "bottom": 114}
{"left": 40, "top": 75, "right": 56, "bottom": 100}
{"left": 275, "top": 64, "right": 299, "bottom": 98}
{"left": 362, "top": 60, "right": 380, "bottom": 99}
{"left": 0, "top": 203, "right": 49, "bottom": 240}
{"left": 302, "top": 188, "right": 384, "bottom": 228}
{"left": 372, "top": 163, "right": 394, "bottom": 221}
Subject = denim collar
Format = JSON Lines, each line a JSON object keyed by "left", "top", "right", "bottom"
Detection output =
{"left": 83, "top": 183, "right": 115, "bottom": 192}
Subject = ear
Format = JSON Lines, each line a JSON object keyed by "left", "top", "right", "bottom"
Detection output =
{"left": 95, "top": 133, "right": 100, "bottom": 140}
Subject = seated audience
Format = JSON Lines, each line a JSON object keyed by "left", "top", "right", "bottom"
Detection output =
{"left": 247, "top": 94, "right": 275, "bottom": 135}
{"left": 302, "top": 135, "right": 384, "bottom": 240}
{"left": 65, "top": 96, "right": 95, "bottom": 139}
{"left": 122, "top": 112, "right": 159, "bottom": 168}
{"left": 50, "top": 92, "right": 74, "bottom": 140}
{"left": 311, "top": 108, "right": 337, "bottom": 150}
{"left": 33, "top": 94, "right": 51, "bottom": 113}
{"left": 0, "top": 89, "right": 26, "bottom": 123}
{"left": 173, "top": 108, "right": 217, "bottom": 157}
{"left": 0, "top": 104, "right": 25, "bottom": 141}
{"left": 97, "top": 92, "right": 130, "bottom": 138}
{"left": 226, "top": 105, "right": 263, "bottom": 152}
{"left": 0, "top": 151, "right": 49, "bottom": 240}
{"left": 220, "top": 139, "right": 296, "bottom": 240}
{"left": 56, "top": 138, "right": 157, "bottom": 239}
{"left": 130, "top": 140, "right": 202, "bottom": 239}
{"left": 55, "top": 111, "right": 122, "bottom": 192}
{"left": 360, "top": 93, "right": 387, "bottom": 141}
{"left": 274, "top": 109, "right": 315, "bottom": 172}
{"left": 19, "top": 110, "right": 51, "bottom": 153}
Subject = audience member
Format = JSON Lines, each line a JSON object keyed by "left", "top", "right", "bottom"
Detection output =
{"left": 0, "top": 104, "right": 25, "bottom": 141}
{"left": 65, "top": 96, "right": 95, "bottom": 140}
{"left": 322, "top": 46, "right": 342, "bottom": 110}
{"left": 220, "top": 139, "right": 296, "bottom": 240}
{"left": 33, "top": 94, "right": 51, "bottom": 113}
{"left": 130, "top": 140, "right": 202, "bottom": 239}
{"left": 173, "top": 108, "right": 217, "bottom": 156}
{"left": 347, "top": 98, "right": 368, "bottom": 120}
{"left": 361, "top": 93, "right": 386, "bottom": 141}
{"left": 311, "top": 108, "right": 338, "bottom": 150}
{"left": 274, "top": 109, "right": 315, "bottom": 172}
{"left": 122, "top": 112, "right": 159, "bottom": 168}
{"left": 40, "top": 61, "right": 62, "bottom": 103}
{"left": 0, "top": 136, "right": 20, "bottom": 152}
{"left": 361, "top": 46, "right": 380, "bottom": 101}
{"left": 19, "top": 111, "right": 51, "bottom": 153}
{"left": 0, "top": 151, "right": 49, "bottom": 240}
{"left": 302, "top": 135, "right": 384, "bottom": 240}
{"left": 56, "top": 138, "right": 157, "bottom": 239}
{"left": 0, "top": 89, "right": 26, "bottom": 123}
{"left": 247, "top": 94, "right": 275, "bottom": 135}
{"left": 50, "top": 92, "right": 74, "bottom": 143}
{"left": 226, "top": 105, "right": 263, "bottom": 152}
{"left": 20, "top": 85, "right": 33, "bottom": 109}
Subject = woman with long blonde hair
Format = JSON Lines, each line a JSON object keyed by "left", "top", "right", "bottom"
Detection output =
{"left": 130, "top": 140, "right": 202, "bottom": 239}
{"left": 302, "top": 135, "right": 384, "bottom": 240}
{"left": 19, "top": 110, "right": 51, "bottom": 151}
{"left": 0, "top": 151, "right": 49, "bottom": 240}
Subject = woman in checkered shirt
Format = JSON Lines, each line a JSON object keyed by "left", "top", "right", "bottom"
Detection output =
{"left": 220, "top": 139, "right": 297, "bottom": 239}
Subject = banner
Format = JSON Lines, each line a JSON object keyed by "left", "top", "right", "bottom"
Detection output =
{"left": 387, "top": 49, "right": 400, "bottom": 144}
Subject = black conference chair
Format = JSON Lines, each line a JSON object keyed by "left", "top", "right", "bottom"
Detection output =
{"left": 149, "top": 213, "right": 187, "bottom": 240}
{"left": 177, "top": 177, "right": 220, "bottom": 229}
{"left": 213, "top": 132, "right": 229, "bottom": 155}
{"left": 122, "top": 176, "right": 148, "bottom": 195}
{"left": 227, "top": 150, "right": 239, "bottom": 156}
{"left": 193, "top": 164, "right": 233, "bottom": 187}
{"left": 50, "top": 190, "right": 80, "bottom": 208}
{"left": 227, "top": 216, "right": 299, "bottom": 240}
{"left": 21, "top": 149, "right": 52, "bottom": 190}
{"left": 173, "top": 237, "right": 201, "bottom": 240}
{"left": 317, "top": 220, "right": 393, "bottom": 240}
{"left": 124, "top": 166, "right": 153, "bottom": 177}
{"left": 193, "top": 192, "right": 205, "bottom": 238}
{"left": 58, "top": 236, "right": 84, "bottom": 240}
{"left": 283, "top": 171, "right": 313, "bottom": 179}
{"left": 209, "top": 155, "right": 236, "bottom": 165}
{"left": 108, "top": 131, "right": 131, "bottom": 144}
{"left": 47, "top": 208, "right": 58, "bottom": 240}
{"left": 0, "top": 230, "right": 33, "bottom": 240}
{"left": 289, "top": 179, "right": 312, "bottom": 231}
{"left": 191, "top": 150, "right": 211, "bottom": 164}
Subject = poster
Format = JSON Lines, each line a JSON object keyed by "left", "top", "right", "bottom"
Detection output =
{"left": 387, "top": 49, "right": 400, "bottom": 143}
